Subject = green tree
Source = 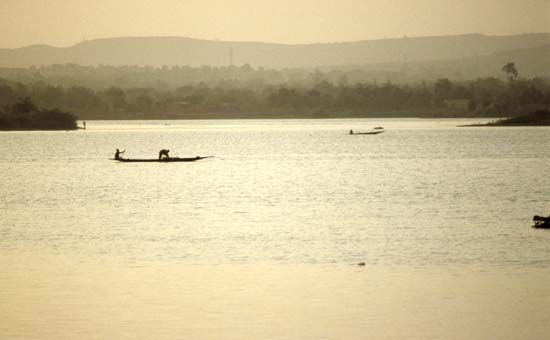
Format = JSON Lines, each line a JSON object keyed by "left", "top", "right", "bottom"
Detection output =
{"left": 433, "top": 78, "right": 453, "bottom": 107}
{"left": 135, "top": 94, "right": 154, "bottom": 112}
{"left": 502, "top": 62, "right": 518, "bottom": 81}
{"left": 65, "top": 86, "right": 100, "bottom": 110}
{"left": 0, "top": 85, "right": 17, "bottom": 107}
{"left": 434, "top": 78, "right": 453, "bottom": 99}
{"left": 11, "top": 97, "right": 37, "bottom": 114}
{"left": 102, "top": 86, "right": 127, "bottom": 111}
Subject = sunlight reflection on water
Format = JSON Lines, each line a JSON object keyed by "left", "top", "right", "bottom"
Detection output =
{"left": 1, "top": 118, "right": 550, "bottom": 339}
{"left": 1, "top": 119, "right": 549, "bottom": 266}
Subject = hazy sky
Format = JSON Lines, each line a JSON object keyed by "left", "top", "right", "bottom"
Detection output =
{"left": 0, "top": 0, "right": 548, "bottom": 48}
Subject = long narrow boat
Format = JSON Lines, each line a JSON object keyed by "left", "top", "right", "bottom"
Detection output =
{"left": 113, "top": 156, "right": 214, "bottom": 163}
{"left": 350, "top": 131, "right": 384, "bottom": 135}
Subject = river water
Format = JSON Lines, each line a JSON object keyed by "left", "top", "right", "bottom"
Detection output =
{"left": 1, "top": 119, "right": 549, "bottom": 339}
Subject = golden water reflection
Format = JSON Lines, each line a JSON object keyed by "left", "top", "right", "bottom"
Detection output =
{"left": 2, "top": 250, "right": 549, "bottom": 340}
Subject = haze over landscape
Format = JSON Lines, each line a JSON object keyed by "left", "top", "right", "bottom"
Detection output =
{"left": 0, "top": 0, "right": 548, "bottom": 83}
{"left": 2, "top": 2, "right": 550, "bottom": 339}
{"left": 0, "top": 0, "right": 549, "bottom": 69}
{"left": 1, "top": 33, "right": 550, "bottom": 71}
{"left": 1, "top": 0, "right": 549, "bottom": 47}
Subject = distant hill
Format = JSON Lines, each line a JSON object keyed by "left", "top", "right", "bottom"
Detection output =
{"left": 330, "top": 43, "right": 550, "bottom": 80}
{"left": 0, "top": 33, "right": 549, "bottom": 69}
{"left": 478, "top": 44, "right": 550, "bottom": 77}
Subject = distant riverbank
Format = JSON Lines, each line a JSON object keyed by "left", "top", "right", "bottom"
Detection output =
{"left": 75, "top": 109, "right": 495, "bottom": 120}
{"left": 0, "top": 98, "right": 78, "bottom": 131}
{"left": 459, "top": 110, "right": 550, "bottom": 127}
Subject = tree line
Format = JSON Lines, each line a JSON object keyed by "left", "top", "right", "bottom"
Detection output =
{"left": 0, "top": 97, "right": 77, "bottom": 130}
{"left": 0, "top": 64, "right": 549, "bottom": 119}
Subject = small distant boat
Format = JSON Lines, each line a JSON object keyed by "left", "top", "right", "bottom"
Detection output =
{"left": 374, "top": 126, "right": 384, "bottom": 130}
{"left": 349, "top": 130, "right": 384, "bottom": 135}
{"left": 533, "top": 215, "right": 550, "bottom": 229}
{"left": 113, "top": 156, "right": 214, "bottom": 163}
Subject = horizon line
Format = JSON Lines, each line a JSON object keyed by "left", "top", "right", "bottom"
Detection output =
{"left": 4, "top": 31, "right": 550, "bottom": 50}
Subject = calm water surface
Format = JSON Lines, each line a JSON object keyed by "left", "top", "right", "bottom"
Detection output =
{"left": 1, "top": 118, "right": 549, "bottom": 339}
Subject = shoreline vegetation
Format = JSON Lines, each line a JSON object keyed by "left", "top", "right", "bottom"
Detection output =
{"left": 0, "top": 63, "right": 548, "bottom": 121}
{"left": 0, "top": 98, "right": 77, "bottom": 131}
{"left": 459, "top": 110, "right": 550, "bottom": 126}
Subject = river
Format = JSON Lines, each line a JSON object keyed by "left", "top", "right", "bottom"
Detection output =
{"left": 1, "top": 118, "right": 549, "bottom": 339}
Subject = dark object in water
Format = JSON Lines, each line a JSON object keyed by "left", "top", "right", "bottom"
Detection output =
{"left": 113, "top": 156, "right": 214, "bottom": 163}
{"left": 533, "top": 215, "right": 550, "bottom": 229}
{"left": 350, "top": 130, "right": 384, "bottom": 135}
{"left": 374, "top": 126, "right": 384, "bottom": 130}
{"left": 357, "top": 262, "right": 366, "bottom": 266}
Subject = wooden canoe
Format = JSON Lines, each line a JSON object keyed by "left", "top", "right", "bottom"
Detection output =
{"left": 350, "top": 131, "right": 384, "bottom": 135}
{"left": 113, "top": 156, "right": 213, "bottom": 162}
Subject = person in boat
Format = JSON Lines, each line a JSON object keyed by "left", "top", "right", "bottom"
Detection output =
{"left": 349, "top": 129, "right": 354, "bottom": 135}
{"left": 114, "top": 148, "right": 125, "bottom": 160}
{"left": 159, "top": 149, "right": 170, "bottom": 160}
